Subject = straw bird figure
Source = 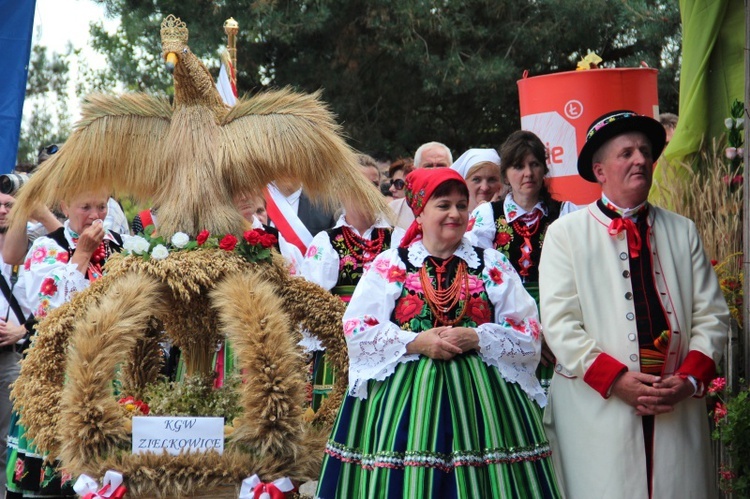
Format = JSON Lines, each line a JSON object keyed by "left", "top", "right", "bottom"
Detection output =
{"left": 11, "top": 14, "right": 386, "bottom": 238}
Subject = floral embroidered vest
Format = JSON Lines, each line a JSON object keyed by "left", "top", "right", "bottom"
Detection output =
{"left": 327, "top": 226, "right": 393, "bottom": 298}
{"left": 46, "top": 227, "right": 123, "bottom": 280}
{"left": 490, "top": 200, "right": 561, "bottom": 283}
{"left": 391, "top": 247, "right": 494, "bottom": 332}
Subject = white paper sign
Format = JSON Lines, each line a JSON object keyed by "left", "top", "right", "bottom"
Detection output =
{"left": 132, "top": 416, "right": 224, "bottom": 455}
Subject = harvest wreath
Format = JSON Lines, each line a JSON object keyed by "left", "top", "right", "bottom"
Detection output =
{"left": 11, "top": 248, "right": 349, "bottom": 497}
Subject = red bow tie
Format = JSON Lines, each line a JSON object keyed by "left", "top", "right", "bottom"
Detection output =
{"left": 608, "top": 217, "right": 642, "bottom": 258}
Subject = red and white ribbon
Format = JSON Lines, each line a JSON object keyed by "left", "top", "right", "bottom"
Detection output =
{"left": 73, "top": 470, "right": 126, "bottom": 498}
{"left": 264, "top": 184, "right": 313, "bottom": 254}
{"left": 239, "top": 474, "right": 295, "bottom": 499}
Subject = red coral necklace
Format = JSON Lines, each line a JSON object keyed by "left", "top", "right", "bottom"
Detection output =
{"left": 342, "top": 227, "right": 385, "bottom": 263}
{"left": 419, "top": 256, "right": 469, "bottom": 326}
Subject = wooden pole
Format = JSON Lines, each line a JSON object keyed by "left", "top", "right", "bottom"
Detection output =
{"left": 223, "top": 17, "right": 239, "bottom": 90}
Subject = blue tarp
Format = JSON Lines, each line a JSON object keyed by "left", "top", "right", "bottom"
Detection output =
{"left": 0, "top": 1, "right": 37, "bottom": 173}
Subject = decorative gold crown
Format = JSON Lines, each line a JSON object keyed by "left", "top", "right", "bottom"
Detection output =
{"left": 161, "top": 14, "right": 188, "bottom": 44}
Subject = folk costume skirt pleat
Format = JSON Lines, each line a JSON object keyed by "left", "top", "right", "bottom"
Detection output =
{"left": 317, "top": 353, "right": 560, "bottom": 498}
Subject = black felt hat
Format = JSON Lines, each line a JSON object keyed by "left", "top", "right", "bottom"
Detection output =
{"left": 577, "top": 110, "right": 666, "bottom": 183}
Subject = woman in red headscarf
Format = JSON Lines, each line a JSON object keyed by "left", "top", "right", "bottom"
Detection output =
{"left": 317, "top": 169, "right": 560, "bottom": 498}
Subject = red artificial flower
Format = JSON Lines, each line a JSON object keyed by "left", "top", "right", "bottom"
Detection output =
{"left": 219, "top": 234, "right": 238, "bottom": 251}
{"left": 465, "top": 296, "right": 491, "bottom": 325}
{"left": 260, "top": 233, "right": 278, "bottom": 249}
{"left": 710, "top": 259, "right": 718, "bottom": 266}
{"left": 40, "top": 277, "right": 57, "bottom": 296}
{"left": 495, "top": 232, "right": 512, "bottom": 247}
{"left": 196, "top": 230, "right": 210, "bottom": 245}
{"left": 394, "top": 294, "right": 424, "bottom": 323}
{"left": 243, "top": 230, "right": 261, "bottom": 245}
{"left": 708, "top": 377, "right": 726, "bottom": 394}
{"left": 488, "top": 267, "right": 504, "bottom": 285}
{"left": 119, "top": 396, "right": 150, "bottom": 415}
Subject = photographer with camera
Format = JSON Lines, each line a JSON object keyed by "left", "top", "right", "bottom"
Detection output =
{"left": 0, "top": 189, "right": 35, "bottom": 493}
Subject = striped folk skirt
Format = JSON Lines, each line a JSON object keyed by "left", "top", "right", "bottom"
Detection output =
{"left": 317, "top": 353, "right": 561, "bottom": 498}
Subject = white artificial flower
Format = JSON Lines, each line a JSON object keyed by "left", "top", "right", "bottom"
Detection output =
{"left": 736, "top": 117, "right": 744, "bottom": 129}
{"left": 171, "top": 232, "right": 190, "bottom": 249}
{"left": 122, "top": 235, "right": 137, "bottom": 253}
{"left": 725, "top": 147, "right": 737, "bottom": 160}
{"left": 725, "top": 118, "right": 734, "bottom": 130}
{"left": 151, "top": 244, "right": 169, "bottom": 260}
{"left": 131, "top": 236, "right": 151, "bottom": 255}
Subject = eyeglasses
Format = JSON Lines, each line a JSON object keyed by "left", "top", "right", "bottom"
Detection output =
{"left": 44, "top": 144, "right": 58, "bottom": 155}
{"left": 390, "top": 179, "right": 406, "bottom": 190}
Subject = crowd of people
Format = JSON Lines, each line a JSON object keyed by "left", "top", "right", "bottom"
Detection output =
{"left": 0, "top": 109, "right": 730, "bottom": 499}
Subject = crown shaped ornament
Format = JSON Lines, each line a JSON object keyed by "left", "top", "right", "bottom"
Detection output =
{"left": 161, "top": 14, "right": 188, "bottom": 44}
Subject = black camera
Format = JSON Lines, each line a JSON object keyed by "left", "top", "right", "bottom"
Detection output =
{"left": 0, "top": 173, "right": 29, "bottom": 196}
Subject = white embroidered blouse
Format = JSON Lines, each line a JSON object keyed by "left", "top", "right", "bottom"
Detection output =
{"left": 342, "top": 238, "right": 546, "bottom": 406}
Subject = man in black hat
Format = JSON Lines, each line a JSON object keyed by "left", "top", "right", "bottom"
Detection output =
{"left": 538, "top": 110, "right": 728, "bottom": 498}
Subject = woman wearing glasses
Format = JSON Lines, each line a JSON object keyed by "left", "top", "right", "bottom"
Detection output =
{"left": 387, "top": 158, "right": 415, "bottom": 229}
{"left": 300, "top": 155, "right": 403, "bottom": 412}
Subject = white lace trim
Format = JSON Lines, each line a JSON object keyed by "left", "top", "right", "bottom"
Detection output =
{"left": 476, "top": 325, "right": 547, "bottom": 407}
{"left": 406, "top": 239, "right": 480, "bottom": 269}
{"left": 348, "top": 324, "right": 419, "bottom": 399}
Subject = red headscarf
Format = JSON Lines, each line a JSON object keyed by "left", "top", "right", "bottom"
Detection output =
{"left": 399, "top": 168, "right": 467, "bottom": 248}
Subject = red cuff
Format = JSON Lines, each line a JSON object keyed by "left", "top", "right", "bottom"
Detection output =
{"left": 675, "top": 350, "right": 716, "bottom": 393}
{"left": 583, "top": 353, "right": 628, "bottom": 398}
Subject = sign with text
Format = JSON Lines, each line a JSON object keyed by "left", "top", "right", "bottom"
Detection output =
{"left": 132, "top": 416, "right": 224, "bottom": 455}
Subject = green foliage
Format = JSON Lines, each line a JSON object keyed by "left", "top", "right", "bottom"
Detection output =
{"left": 143, "top": 373, "right": 243, "bottom": 423}
{"left": 712, "top": 378, "right": 750, "bottom": 496}
{"left": 88, "top": 0, "right": 681, "bottom": 158}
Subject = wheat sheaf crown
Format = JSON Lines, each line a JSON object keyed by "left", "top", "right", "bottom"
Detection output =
{"left": 161, "top": 14, "right": 188, "bottom": 44}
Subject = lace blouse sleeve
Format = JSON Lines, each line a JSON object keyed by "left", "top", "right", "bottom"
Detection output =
{"left": 466, "top": 202, "right": 496, "bottom": 249}
{"left": 342, "top": 248, "right": 419, "bottom": 399}
{"left": 23, "top": 236, "right": 88, "bottom": 318}
{"left": 474, "top": 248, "right": 546, "bottom": 406}
{"left": 300, "top": 231, "right": 339, "bottom": 291}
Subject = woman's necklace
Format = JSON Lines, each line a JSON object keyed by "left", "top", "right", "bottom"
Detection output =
{"left": 342, "top": 226, "right": 385, "bottom": 263}
{"left": 419, "top": 255, "right": 469, "bottom": 326}
{"left": 511, "top": 210, "right": 543, "bottom": 278}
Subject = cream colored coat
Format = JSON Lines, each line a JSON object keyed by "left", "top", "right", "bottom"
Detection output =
{"left": 539, "top": 202, "right": 728, "bottom": 499}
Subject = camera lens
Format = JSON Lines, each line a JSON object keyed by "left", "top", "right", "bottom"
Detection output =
{"left": 0, "top": 174, "right": 28, "bottom": 195}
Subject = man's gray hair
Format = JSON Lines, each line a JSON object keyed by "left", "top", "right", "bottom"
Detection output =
{"left": 414, "top": 141, "right": 453, "bottom": 167}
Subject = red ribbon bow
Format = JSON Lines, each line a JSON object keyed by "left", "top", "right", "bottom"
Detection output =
{"left": 608, "top": 217, "right": 641, "bottom": 258}
{"left": 253, "top": 482, "right": 287, "bottom": 499}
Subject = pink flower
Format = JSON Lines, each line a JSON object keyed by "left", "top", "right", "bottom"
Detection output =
{"left": 306, "top": 245, "right": 318, "bottom": 258}
{"left": 30, "top": 247, "right": 47, "bottom": 263}
{"left": 506, "top": 317, "right": 528, "bottom": 334}
{"left": 340, "top": 254, "right": 358, "bottom": 270}
{"left": 404, "top": 273, "right": 423, "bottom": 292}
{"left": 56, "top": 251, "right": 69, "bottom": 262}
{"left": 708, "top": 377, "right": 726, "bottom": 394}
{"left": 719, "top": 467, "right": 737, "bottom": 481}
{"left": 373, "top": 258, "right": 390, "bottom": 278}
{"left": 343, "top": 318, "right": 360, "bottom": 337}
{"left": 529, "top": 318, "right": 542, "bottom": 340}
{"left": 467, "top": 274, "right": 484, "bottom": 295}
{"left": 713, "top": 402, "right": 728, "bottom": 423}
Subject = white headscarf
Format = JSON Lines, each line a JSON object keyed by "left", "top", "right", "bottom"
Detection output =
{"left": 450, "top": 148, "right": 501, "bottom": 179}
